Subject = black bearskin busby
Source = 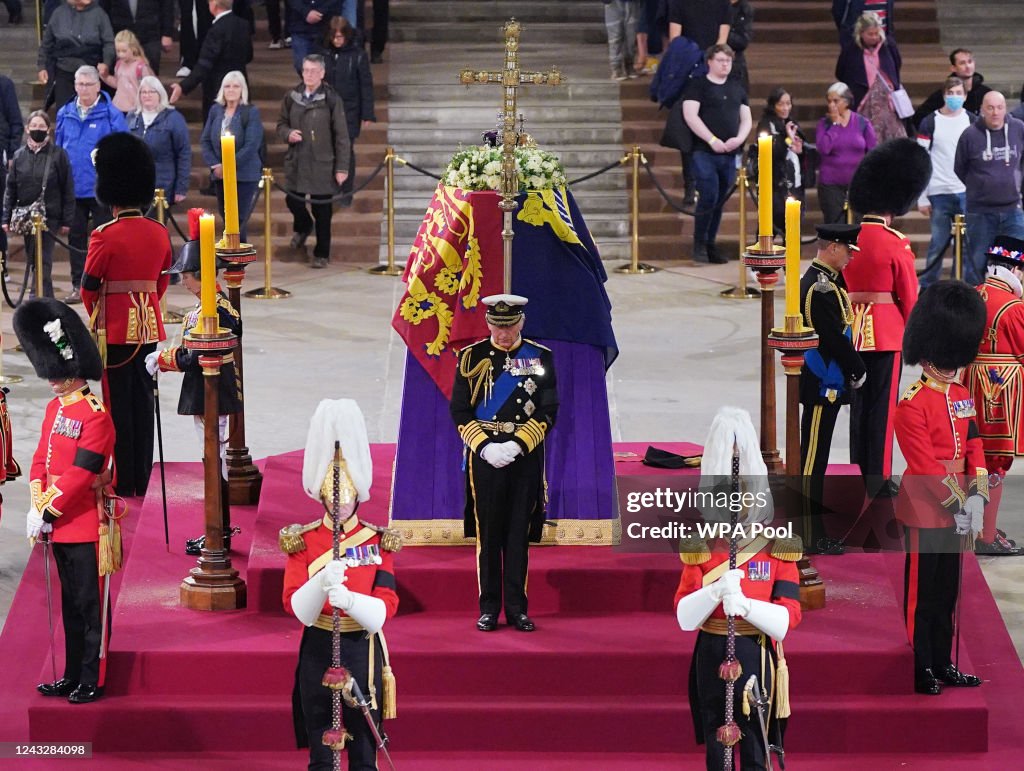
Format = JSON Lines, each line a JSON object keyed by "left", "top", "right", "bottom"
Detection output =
{"left": 848, "top": 138, "right": 932, "bottom": 217}
{"left": 13, "top": 298, "right": 103, "bottom": 381}
{"left": 903, "top": 280, "right": 985, "bottom": 370}
{"left": 94, "top": 132, "right": 155, "bottom": 210}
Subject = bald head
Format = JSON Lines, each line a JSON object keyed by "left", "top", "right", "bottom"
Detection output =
{"left": 982, "top": 91, "right": 1007, "bottom": 130}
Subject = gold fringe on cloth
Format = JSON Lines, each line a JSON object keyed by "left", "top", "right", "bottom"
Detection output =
{"left": 389, "top": 517, "right": 621, "bottom": 546}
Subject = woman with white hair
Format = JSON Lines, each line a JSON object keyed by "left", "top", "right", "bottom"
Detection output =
{"left": 127, "top": 76, "right": 191, "bottom": 205}
{"left": 816, "top": 81, "right": 877, "bottom": 224}
{"left": 199, "top": 70, "right": 264, "bottom": 242}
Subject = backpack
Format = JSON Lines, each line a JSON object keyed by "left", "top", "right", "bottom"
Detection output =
{"left": 649, "top": 36, "right": 708, "bottom": 109}
{"left": 239, "top": 104, "right": 267, "bottom": 166}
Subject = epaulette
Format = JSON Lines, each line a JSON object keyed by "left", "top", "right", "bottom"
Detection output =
{"left": 770, "top": 535, "right": 803, "bottom": 562}
{"left": 523, "top": 338, "right": 551, "bottom": 351}
{"left": 279, "top": 519, "right": 321, "bottom": 554}
{"left": 812, "top": 273, "right": 836, "bottom": 293}
{"left": 900, "top": 380, "right": 924, "bottom": 402}
{"left": 884, "top": 223, "right": 908, "bottom": 240}
{"left": 93, "top": 218, "right": 117, "bottom": 233}
{"left": 361, "top": 520, "right": 403, "bottom": 553}
{"left": 217, "top": 294, "right": 240, "bottom": 320}
{"left": 85, "top": 392, "right": 106, "bottom": 412}
{"left": 678, "top": 535, "right": 711, "bottom": 565}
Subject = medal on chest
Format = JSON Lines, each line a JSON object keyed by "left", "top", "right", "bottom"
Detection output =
{"left": 747, "top": 560, "right": 771, "bottom": 582}
{"left": 503, "top": 356, "right": 545, "bottom": 377}
{"left": 52, "top": 414, "right": 83, "bottom": 439}
{"left": 951, "top": 398, "right": 976, "bottom": 419}
{"left": 343, "top": 543, "right": 383, "bottom": 566}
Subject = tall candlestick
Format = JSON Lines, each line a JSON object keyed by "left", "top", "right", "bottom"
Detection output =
{"left": 758, "top": 134, "right": 772, "bottom": 239}
{"left": 200, "top": 213, "right": 216, "bottom": 321}
{"left": 221, "top": 133, "right": 239, "bottom": 236}
{"left": 785, "top": 198, "right": 801, "bottom": 317}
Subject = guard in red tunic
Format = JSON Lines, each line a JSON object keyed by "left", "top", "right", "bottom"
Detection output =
{"left": 14, "top": 298, "right": 115, "bottom": 705}
{"left": 894, "top": 280, "right": 987, "bottom": 695}
{"left": 282, "top": 400, "right": 400, "bottom": 771}
{"left": 675, "top": 408, "right": 802, "bottom": 771}
{"left": 845, "top": 138, "right": 930, "bottom": 498}
{"left": 80, "top": 132, "right": 171, "bottom": 498}
{"left": 963, "top": 235, "right": 1024, "bottom": 555}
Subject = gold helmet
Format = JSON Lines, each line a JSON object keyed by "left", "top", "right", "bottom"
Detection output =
{"left": 302, "top": 399, "right": 373, "bottom": 510}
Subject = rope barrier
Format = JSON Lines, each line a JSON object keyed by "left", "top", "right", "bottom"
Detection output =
{"left": 640, "top": 155, "right": 738, "bottom": 217}
{"left": 394, "top": 158, "right": 442, "bottom": 180}
{"left": 270, "top": 158, "right": 387, "bottom": 205}
{"left": 567, "top": 157, "right": 628, "bottom": 186}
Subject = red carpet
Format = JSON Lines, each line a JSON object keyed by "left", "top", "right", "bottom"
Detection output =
{"left": 0, "top": 444, "right": 1021, "bottom": 769}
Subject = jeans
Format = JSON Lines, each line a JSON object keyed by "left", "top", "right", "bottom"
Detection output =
{"left": 604, "top": 0, "right": 640, "bottom": 73}
{"left": 919, "top": 192, "right": 966, "bottom": 289}
{"left": 691, "top": 150, "right": 737, "bottom": 247}
{"left": 965, "top": 207, "right": 1024, "bottom": 286}
{"left": 290, "top": 33, "right": 319, "bottom": 75}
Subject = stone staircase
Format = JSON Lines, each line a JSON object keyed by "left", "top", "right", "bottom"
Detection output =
{"left": 386, "top": 0, "right": 631, "bottom": 261}
{"left": 935, "top": 0, "right": 1022, "bottom": 100}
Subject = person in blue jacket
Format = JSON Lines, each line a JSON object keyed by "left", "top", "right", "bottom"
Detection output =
{"left": 55, "top": 64, "right": 128, "bottom": 303}
{"left": 199, "top": 70, "right": 264, "bottom": 242}
{"left": 128, "top": 77, "right": 192, "bottom": 208}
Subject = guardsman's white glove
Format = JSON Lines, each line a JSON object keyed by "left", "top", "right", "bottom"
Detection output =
{"left": 481, "top": 443, "right": 511, "bottom": 468}
{"left": 26, "top": 508, "right": 52, "bottom": 540}
{"left": 953, "top": 509, "right": 972, "bottom": 536}
{"left": 677, "top": 568, "right": 745, "bottom": 631}
{"left": 144, "top": 351, "right": 160, "bottom": 377}
{"left": 963, "top": 495, "right": 985, "bottom": 537}
{"left": 318, "top": 560, "right": 348, "bottom": 590}
{"left": 497, "top": 441, "right": 522, "bottom": 463}
{"left": 723, "top": 592, "right": 752, "bottom": 618}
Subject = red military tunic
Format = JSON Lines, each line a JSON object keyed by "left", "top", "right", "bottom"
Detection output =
{"left": 30, "top": 386, "right": 115, "bottom": 543}
{"left": 894, "top": 375, "right": 988, "bottom": 530}
{"left": 844, "top": 215, "right": 918, "bottom": 352}
{"left": 81, "top": 210, "right": 171, "bottom": 346}
{"left": 282, "top": 513, "right": 400, "bottom": 628}
{"left": 964, "top": 275, "right": 1024, "bottom": 459}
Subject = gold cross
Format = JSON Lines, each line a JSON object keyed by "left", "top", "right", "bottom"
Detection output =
{"left": 459, "top": 19, "right": 563, "bottom": 292}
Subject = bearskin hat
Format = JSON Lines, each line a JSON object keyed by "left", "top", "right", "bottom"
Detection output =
{"left": 94, "top": 132, "right": 155, "bottom": 209}
{"left": 848, "top": 138, "right": 932, "bottom": 217}
{"left": 903, "top": 280, "right": 985, "bottom": 369}
{"left": 13, "top": 298, "right": 103, "bottom": 381}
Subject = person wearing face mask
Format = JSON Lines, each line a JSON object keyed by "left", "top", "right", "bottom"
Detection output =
{"left": 954, "top": 91, "right": 1024, "bottom": 286}
{"left": 915, "top": 77, "right": 974, "bottom": 291}
{"left": 2, "top": 111, "right": 76, "bottom": 299}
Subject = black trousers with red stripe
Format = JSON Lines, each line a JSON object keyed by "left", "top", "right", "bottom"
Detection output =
{"left": 52, "top": 542, "right": 106, "bottom": 687}
{"left": 903, "top": 526, "right": 961, "bottom": 676}
{"left": 800, "top": 400, "right": 842, "bottom": 545}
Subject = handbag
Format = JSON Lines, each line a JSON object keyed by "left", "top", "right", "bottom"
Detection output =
{"left": 9, "top": 147, "right": 53, "bottom": 237}
{"left": 891, "top": 87, "right": 915, "bottom": 120}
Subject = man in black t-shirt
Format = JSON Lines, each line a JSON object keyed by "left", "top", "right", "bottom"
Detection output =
{"left": 682, "top": 44, "right": 750, "bottom": 263}
{"left": 668, "top": 0, "right": 729, "bottom": 51}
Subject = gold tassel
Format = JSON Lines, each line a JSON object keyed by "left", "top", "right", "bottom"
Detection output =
{"left": 382, "top": 665, "right": 397, "bottom": 719}
{"left": 742, "top": 686, "right": 751, "bottom": 717}
{"left": 98, "top": 523, "right": 113, "bottom": 576}
{"left": 110, "top": 519, "right": 122, "bottom": 572}
{"left": 775, "top": 642, "right": 791, "bottom": 719}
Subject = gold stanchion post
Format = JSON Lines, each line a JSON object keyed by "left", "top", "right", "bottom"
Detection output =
{"left": 245, "top": 167, "right": 291, "bottom": 298}
{"left": 369, "top": 147, "right": 403, "bottom": 276}
{"left": 31, "top": 210, "right": 45, "bottom": 299}
{"left": 721, "top": 166, "right": 759, "bottom": 299}
{"left": 615, "top": 145, "right": 658, "bottom": 274}
{"left": 154, "top": 189, "right": 183, "bottom": 324}
{"left": 952, "top": 213, "right": 965, "bottom": 282}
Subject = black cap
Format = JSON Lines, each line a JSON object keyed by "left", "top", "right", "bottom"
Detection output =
{"left": 13, "top": 298, "right": 103, "bottom": 382}
{"left": 482, "top": 294, "right": 528, "bottom": 327}
{"left": 815, "top": 224, "right": 861, "bottom": 251}
{"left": 986, "top": 235, "right": 1024, "bottom": 267}
{"left": 165, "top": 240, "right": 231, "bottom": 285}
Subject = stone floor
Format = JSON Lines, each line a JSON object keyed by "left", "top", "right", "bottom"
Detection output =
{"left": 0, "top": 251, "right": 1021, "bottom": 663}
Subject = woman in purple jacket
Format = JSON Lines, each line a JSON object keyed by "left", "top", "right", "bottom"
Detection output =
{"left": 816, "top": 81, "right": 877, "bottom": 224}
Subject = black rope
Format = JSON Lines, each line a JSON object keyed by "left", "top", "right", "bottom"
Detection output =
{"left": 640, "top": 156, "right": 737, "bottom": 217}
{"left": 270, "top": 158, "right": 387, "bottom": 204}
{"left": 397, "top": 159, "right": 442, "bottom": 180}
{"left": 567, "top": 158, "right": 625, "bottom": 186}
{"left": 49, "top": 232, "right": 86, "bottom": 256}
{"left": 1, "top": 243, "right": 33, "bottom": 309}
{"left": 162, "top": 208, "right": 189, "bottom": 241}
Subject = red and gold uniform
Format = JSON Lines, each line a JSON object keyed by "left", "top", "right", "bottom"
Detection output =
{"left": 675, "top": 536, "right": 802, "bottom": 771}
{"left": 844, "top": 215, "right": 919, "bottom": 483}
{"left": 30, "top": 384, "right": 115, "bottom": 689}
{"left": 282, "top": 514, "right": 400, "bottom": 771}
{"left": 894, "top": 374, "right": 988, "bottom": 680}
{"left": 80, "top": 209, "right": 172, "bottom": 498}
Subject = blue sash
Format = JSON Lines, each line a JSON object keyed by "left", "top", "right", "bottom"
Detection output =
{"left": 475, "top": 341, "right": 542, "bottom": 420}
{"left": 805, "top": 328, "right": 851, "bottom": 400}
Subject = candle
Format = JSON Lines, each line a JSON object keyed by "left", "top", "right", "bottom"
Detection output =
{"left": 199, "top": 213, "right": 216, "bottom": 321}
{"left": 220, "top": 133, "right": 239, "bottom": 236}
{"left": 785, "top": 197, "right": 801, "bottom": 318}
{"left": 758, "top": 134, "right": 772, "bottom": 239}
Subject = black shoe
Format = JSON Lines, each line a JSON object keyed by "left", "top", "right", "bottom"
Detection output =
{"left": 707, "top": 243, "right": 727, "bottom": 264}
{"left": 370, "top": 52, "right": 383, "bottom": 64}
{"left": 975, "top": 537, "right": 1023, "bottom": 556}
{"left": 914, "top": 669, "right": 943, "bottom": 695}
{"left": 37, "top": 678, "right": 78, "bottom": 697}
{"left": 869, "top": 478, "right": 900, "bottom": 499}
{"left": 692, "top": 241, "right": 708, "bottom": 263}
{"left": 185, "top": 527, "right": 239, "bottom": 555}
{"left": 290, "top": 230, "right": 311, "bottom": 249}
{"left": 476, "top": 613, "right": 498, "bottom": 632}
{"left": 936, "top": 664, "right": 982, "bottom": 687}
{"left": 311, "top": 256, "right": 328, "bottom": 269}
{"left": 683, "top": 188, "right": 697, "bottom": 208}
{"left": 67, "top": 684, "right": 103, "bottom": 704}
{"left": 996, "top": 529, "right": 1017, "bottom": 547}
{"left": 507, "top": 613, "right": 535, "bottom": 632}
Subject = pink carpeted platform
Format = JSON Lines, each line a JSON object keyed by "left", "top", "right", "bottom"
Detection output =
{"left": 0, "top": 444, "right": 1021, "bottom": 769}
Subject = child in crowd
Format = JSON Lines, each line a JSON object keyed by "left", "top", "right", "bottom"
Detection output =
{"left": 103, "top": 30, "right": 153, "bottom": 114}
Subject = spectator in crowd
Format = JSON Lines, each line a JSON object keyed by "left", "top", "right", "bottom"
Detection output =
{"left": 55, "top": 64, "right": 128, "bottom": 304}
{"left": 816, "top": 81, "right": 877, "bottom": 224}
{"left": 954, "top": 91, "right": 1024, "bottom": 286}
{"left": 912, "top": 48, "right": 992, "bottom": 130}
{"left": 682, "top": 43, "right": 750, "bottom": 264}
{"left": 2, "top": 111, "right": 76, "bottom": 299}
{"left": 603, "top": 1, "right": 641, "bottom": 82}
{"left": 324, "top": 16, "right": 375, "bottom": 208}
{"left": 726, "top": 0, "right": 753, "bottom": 92}
{"left": 177, "top": 0, "right": 212, "bottom": 76}
{"left": 287, "top": 0, "right": 340, "bottom": 75}
{"left": 368, "top": 0, "right": 388, "bottom": 64}
{"left": 0, "top": 74, "right": 23, "bottom": 263}
{"left": 128, "top": 77, "right": 191, "bottom": 207}
{"left": 277, "top": 54, "right": 350, "bottom": 269}
{"left": 915, "top": 76, "right": 973, "bottom": 290}
{"left": 266, "top": 0, "right": 286, "bottom": 48}
{"left": 833, "top": 0, "right": 893, "bottom": 46}
{"left": 200, "top": 71, "right": 264, "bottom": 242}
{"left": 757, "top": 87, "right": 806, "bottom": 239}
{"left": 101, "top": 29, "right": 153, "bottom": 114}
{"left": 99, "top": 0, "right": 174, "bottom": 75}
{"left": 3, "top": 0, "right": 22, "bottom": 24}
{"left": 634, "top": 0, "right": 664, "bottom": 74}
{"left": 37, "top": 0, "right": 115, "bottom": 110}
{"left": 835, "top": 12, "right": 905, "bottom": 142}
{"left": 170, "top": 0, "right": 253, "bottom": 122}
{"left": 668, "top": 0, "right": 728, "bottom": 49}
